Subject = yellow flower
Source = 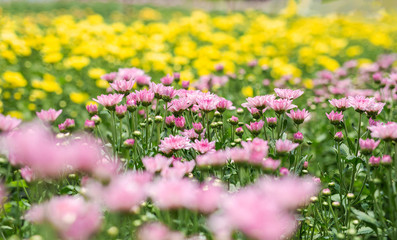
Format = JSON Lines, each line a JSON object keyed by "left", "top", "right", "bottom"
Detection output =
{"left": 43, "top": 52, "right": 63, "bottom": 63}
{"left": 242, "top": 86, "right": 254, "bottom": 97}
{"left": 7, "top": 111, "right": 23, "bottom": 119}
{"left": 88, "top": 68, "right": 106, "bottom": 79}
{"left": 70, "top": 92, "right": 89, "bottom": 104}
{"left": 96, "top": 79, "right": 110, "bottom": 89}
{"left": 1, "top": 71, "right": 27, "bottom": 88}
{"left": 303, "top": 79, "right": 314, "bottom": 89}
{"left": 64, "top": 56, "right": 90, "bottom": 70}
{"left": 28, "top": 103, "right": 36, "bottom": 111}
{"left": 346, "top": 46, "right": 363, "bottom": 57}
{"left": 29, "top": 90, "right": 46, "bottom": 101}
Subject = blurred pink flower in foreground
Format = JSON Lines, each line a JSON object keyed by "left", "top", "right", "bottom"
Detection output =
{"left": 275, "top": 139, "right": 299, "bottom": 154}
{"left": 0, "top": 114, "right": 21, "bottom": 132}
{"left": 25, "top": 196, "right": 102, "bottom": 240}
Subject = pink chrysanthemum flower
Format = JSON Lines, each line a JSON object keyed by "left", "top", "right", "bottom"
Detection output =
{"left": 0, "top": 114, "right": 21, "bottom": 132}
{"left": 160, "top": 74, "right": 174, "bottom": 86}
{"left": 175, "top": 116, "right": 185, "bottom": 130}
{"left": 269, "top": 99, "right": 297, "bottom": 114}
{"left": 136, "top": 89, "right": 155, "bottom": 106}
{"left": 359, "top": 138, "right": 380, "bottom": 155}
{"left": 196, "top": 94, "right": 219, "bottom": 113}
{"left": 137, "top": 222, "right": 184, "bottom": 240}
{"left": 329, "top": 98, "right": 349, "bottom": 111}
{"left": 101, "top": 72, "right": 117, "bottom": 82}
{"left": 159, "top": 135, "right": 192, "bottom": 155}
{"left": 36, "top": 109, "right": 62, "bottom": 122}
{"left": 192, "top": 139, "right": 216, "bottom": 154}
{"left": 286, "top": 109, "right": 310, "bottom": 125}
{"left": 216, "top": 98, "right": 233, "bottom": 113}
{"left": 262, "top": 158, "right": 281, "bottom": 171}
{"left": 245, "top": 120, "right": 264, "bottom": 136}
{"left": 348, "top": 96, "right": 375, "bottom": 113}
{"left": 142, "top": 155, "right": 172, "bottom": 173}
{"left": 365, "top": 102, "right": 386, "bottom": 117}
{"left": 241, "top": 138, "right": 269, "bottom": 164}
{"left": 196, "top": 150, "right": 230, "bottom": 167}
{"left": 86, "top": 104, "right": 98, "bottom": 115}
{"left": 93, "top": 94, "right": 124, "bottom": 110}
{"left": 369, "top": 156, "right": 381, "bottom": 166}
{"left": 274, "top": 88, "right": 304, "bottom": 100}
{"left": 181, "top": 129, "right": 201, "bottom": 140}
{"left": 275, "top": 139, "right": 299, "bottom": 154}
{"left": 326, "top": 110, "right": 344, "bottom": 125}
{"left": 241, "top": 95, "right": 275, "bottom": 110}
{"left": 368, "top": 122, "right": 397, "bottom": 141}
{"left": 168, "top": 98, "right": 192, "bottom": 116}
{"left": 110, "top": 79, "right": 135, "bottom": 93}
{"left": 25, "top": 196, "right": 102, "bottom": 240}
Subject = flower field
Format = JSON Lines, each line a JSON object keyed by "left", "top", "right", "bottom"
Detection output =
{"left": 0, "top": 1, "right": 397, "bottom": 239}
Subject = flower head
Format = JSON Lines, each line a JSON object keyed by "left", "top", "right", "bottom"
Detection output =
{"left": 329, "top": 98, "right": 349, "bottom": 111}
{"left": 275, "top": 139, "right": 299, "bottom": 155}
{"left": 93, "top": 94, "right": 124, "bottom": 110}
{"left": 36, "top": 109, "right": 62, "bottom": 122}
{"left": 359, "top": 138, "right": 380, "bottom": 155}
{"left": 274, "top": 88, "right": 304, "bottom": 99}
{"left": 192, "top": 139, "right": 215, "bottom": 154}
{"left": 286, "top": 109, "right": 310, "bottom": 124}
{"left": 110, "top": 79, "right": 135, "bottom": 93}
{"left": 0, "top": 114, "right": 21, "bottom": 132}
{"left": 326, "top": 110, "right": 344, "bottom": 125}
{"left": 159, "top": 135, "right": 191, "bottom": 155}
{"left": 269, "top": 99, "right": 297, "bottom": 114}
{"left": 245, "top": 120, "right": 264, "bottom": 136}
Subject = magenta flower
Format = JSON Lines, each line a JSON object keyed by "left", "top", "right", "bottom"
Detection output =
{"left": 168, "top": 98, "right": 191, "bottom": 116}
{"left": 196, "top": 94, "right": 219, "bottom": 113}
{"left": 123, "top": 139, "right": 135, "bottom": 148}
{"left": 275, "top": 139, "right": 299, "bottom": 154}
{"left": 181, "top": 81, "right": 190, "bottom": 89}
{"left": 241, "top": 138, "right": 269, "bottom": 164}
{"left": 135, "top": 75, "right": 152, "bottom": 86}
{"left": 160, "top": 86, "right": 177, "bottom": 102}
{"left": 192, "top": 122, "right": 204, "bottom": 134}
{"left": 0, "top": 114, "right": 21, "bottom": 132}
{"left": 136, "top": 89, "right": 155, "bottom": 106}
{"left": 192, "top": 139, "right": 216, "bottom": 154}
{"left": 245, "top": 120, "right": 264, "bottom": 136}
{"left": 115, "top": 105, "right": 127, "bottom": 118}
{"left": 274, "top": 88, "right": 304, "bottom": 99}
{"left": 293, "top": 132, "right": 304, "bottom": 143}
{"left": 359, "top": 138, "right": 380, "bottom": 154}
{"left": 86, "top": 104, "right": 98, "bottom": 115}
{"left": 216, "top": 98, "right": 233, "bottom": 113}
{"left": 84, "top": 120, "right": 95, "bottom": 130}
{"left": 58, "top": 118, "right": 75, "bottom": 133}
{"left": 25, "top": 196, "right": 102, "bottom": 240}
{"left": 36, "top": 109, "right": 62, "bottom": 122}
{"left": 334, "top": 131, "right": 344, "bottom": 141}
{"left": 93, "top": 93, "right": 124, "bottom": 110}
{"left": 329, "top": 98, "right": 349, "bottom": 111}
{"left": 175, "top": 116, "right": 185, "bottom": 130}
{"left": 229, "top": 116, "right": 238, "bottom": 125}
{"left": 165, "top": 115, "right": 175, "bottom": 127}
{"left": 369, "top": 156, "right": 381, "bottom": 166}
{"left": 241, "top": 95, "right": 275, "bottom": 110}
{"left": 368, "top": 122, "right": 397, "bottom": 141}
{"left": 159, "top": 135, "right": 191, "bottom": 155}
{"left": 286, "top": 109, "right": 310, "bottom": 124}
{"left": 160, "top": 74, "right": 174, "bottom": 86}
{"left": 326, "top": 110, "right": 344, "bottom": 125}
{"left": 280, "top": 167, "right": 290, "bottom": 176}
{"left": 269, "top": 99, "right": 297, "bottom": 114}
{"left": 266, "top": 117, "right": 277, "bottom": 128}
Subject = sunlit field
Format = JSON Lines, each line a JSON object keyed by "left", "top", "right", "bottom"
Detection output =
{"left": 0, "top": 1, "right": 397, "bottom": 239}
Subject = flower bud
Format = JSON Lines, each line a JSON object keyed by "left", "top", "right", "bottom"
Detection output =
{"left": 322, "top": 188, "right": 331, "bottom": 195}
{"left": 303, "top": 161, "right": 309, "bottom": 169}
{"left": 229, "top": 116, "right": 239, "bottom": 125}
{"left": 266, "top": 117, "right": 277, "bottom": 128}
{"left": 234, "top": 138, "right": 242, "bottom": 144}
{"left": 347, "top": 193, "right": 355, "bottom": 199}
{"left": 133, "top": 130, "right": 142, "bottom": 138}
{"left": 181, "top": 81, "right": 190, "bottom": 89}
{"left": 91, "top": 115, "right": 101, "bottom": 125}
{"left": 279, "top": 167, "right": 289, "bottom": 176}
{"left": 235, "top": 127, "right": 244, "bottom": 137}
{"left": 173, "top": 72, "right": 180, "bottom": 83}
{"left": 381, "top": 155, "right": 392, "bottom": 165}
{"left": 107, "top": 226, "right": 119, "bottom": 236}
{"left": 332, "top": 201, "right": 340, "bottom": 207}
{"left": 214, "top": 111, "right": 221, "bottom": 118}
{"left": 84, "top": 120, "right": 95, "bottom": 132}
{"left": 210, "top": 122, "right": 217, "bottom": 128}
{"left": 310, "top": 196, "right": 318, "bottom": 203}
{"left": 328, "top": 182, "right": 335, "bottom": 187}
{"left": 123, "top": 139, "right": 135, "bottom": 148}
{"left": 369, "top": 156, "right": 381, "bottom": 166}
{"left": 115, "top": 105, "right": 127, "bottom": 119}
{"left": 192, "top": 122, "right": 203, "bottom": 134}
{"left": 293, "top": 132, "right": 304, "bottom": 144}
{"left": 334, "top": 131, "right": 344, "bottom": 142}
{"left": 237, "top": 108, "right": 244, "bottom": 115}
{"left": 155, "top": 115, "right": 163, "bottom": 123}
{"left": 86, "top": 104, "right": 98, "bottom": 116}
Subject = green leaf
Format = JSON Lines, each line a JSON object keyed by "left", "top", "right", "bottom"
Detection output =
{"left": 351, "top": 208, "right": 379, "bottom": 227}
{"left": 357, "top": 227, "right": 374, "bottom": 235}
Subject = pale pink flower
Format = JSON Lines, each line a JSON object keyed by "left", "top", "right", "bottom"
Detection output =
{"left": 123, "top": 139, "right": 135, "bottom": 148}
{"left": 269, "top": 99, "right": 297, "bottom": 114}
{"left": 326, "top": 110, "right": 344, "bottom": 124}
{"left": 334, "top": 132, "right": 344, "bottom": 141}
{"left": 0, "top": 114, "right": 21, "bottom": 132}
{"left": 84, "top": 119, "right": 95, "bottom": 130}
{"left": 195, "top": 180, "right": 225, "bottom": 213}
{"left": 241, "top": 95, "right": 275, "bottom": 110}
{"left": 168, "top": 98, "right": 191, "bottom": 116}
{"left": 196, "top": 94, "right": 219, "bottom": 112}
{"left": 241, "top": 138, "right": 269, "bottom": 164}
{"left": 266, "top": 117, "right": 277, "bottom": 128}
{"left": 165, "top": 115, "right": 175, "bottom": 127}
{"left": 280, "top": 167, "right": 290, "bottom": 176}
{"left": 348, "top": 96, "right": 375, "bottom": 113}
{"left": 138, "top": 222, "right": 184, "bottom": 240}
{"left": 262, "top": 158, "right": 281, "bottom": 171}
{"left": 110, "top": 79, "right": 135, "bottom": 93}
{"left": 216, "top": 98, "right": 233, "bottom": 113}
{"left": 381, "top": 155, "right": 392, "bottom": 165}
{"left": 368, "top": 122, "right": 397, "bottom": 141}
{"left": 160, "top": 86, "right": 177, "bottom": 102}
{"left": 286, "top": 109, "right": 310, "bottom": 124}
{"left": 102, "top": 172, "right": 151, "bottom": 212}
{"left": 192, "top": 122, "right": 204, "bottom": 134}
{"left": 142, "top": 155, "right": 172, "bottom": 173}
{"left": 36, "top": 109, "right": 62, "bottom": 122}
{"left": 293, "top": 132, "right": 304, "bottom": 143}
{"left": 20, "top": 166, "right": 34, "bottom": 182}
{"left": 135, "top": 75, "right": 152, "bottom": 86}
{"left": 160, "top": 74, "right": 174, "bottom": 86}
{"left": 274, "top": 88, "right": 304, "bottom": 99}
{"left": 25, "top": 196, "right": 102, "bottom": 240}
{"left": 247, "top": 107, "right": 262, "bottom": 118}
{"left": 118, "top": 67, "right": 145, "bottom": 81}
{"left": 245, "top": 120, "right": 264, "bottom": 136}
{"left": 181, "top": 129, "right": 201, "bottom": 140}
{"left": 196, "top": 150, "right": 229, "bottom": 167}
{"left": 136, "top": 89, "right": 154, "bottom": 106}
{"left": 101, "top": 72, "right": 117, "bottom": 81}
{"left": 93, "top": 94, "right": 124, "bottom": 109}
{"left": 329, "top": 98, "right": 349, "bottom": 111}
{"left": 359, "top": 138, "right": 380, "bottom": 154}
{"left": 275, "top": 139, "right": 299, "bottom": 154}
{"left": 159, "top": 135, "right": 191, "bottom": 155}
{"left": 115, "top": 105, "right": 127, "bottom": 117}
{"left": 148, "top": 178, "right": 198, "bottom": 210}
{"left": 365, "top": 102, "right": 386, "bottom": 117}
{"left": 192, "top": 139, "right": 216, "bottom": 154}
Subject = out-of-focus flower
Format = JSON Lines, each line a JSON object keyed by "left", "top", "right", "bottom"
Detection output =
{"left": 0, "top": 114, "right": 21, "bottom": 132}
{"left": 142, "top": 155, "right": 172, "bottom": 173}
{"left": 192, "top": 139, "right": 215, "bottom": 154}
{"left": 275, "top": 139, "right": 299, "bottom": 154}
{"left": 274, "top": 88, "right": 304, "bottom": 100}
{"left": 36, "top": 109, "right": 62, "bottom": 122}
{"left": 368, "top": 122, "right": 397, "bottom": 141}
{"left": 159, "top": 135, "right": 191, "bottom": 155}
{"left": 359, "top": 138, "right": 380, "bottom": 155}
